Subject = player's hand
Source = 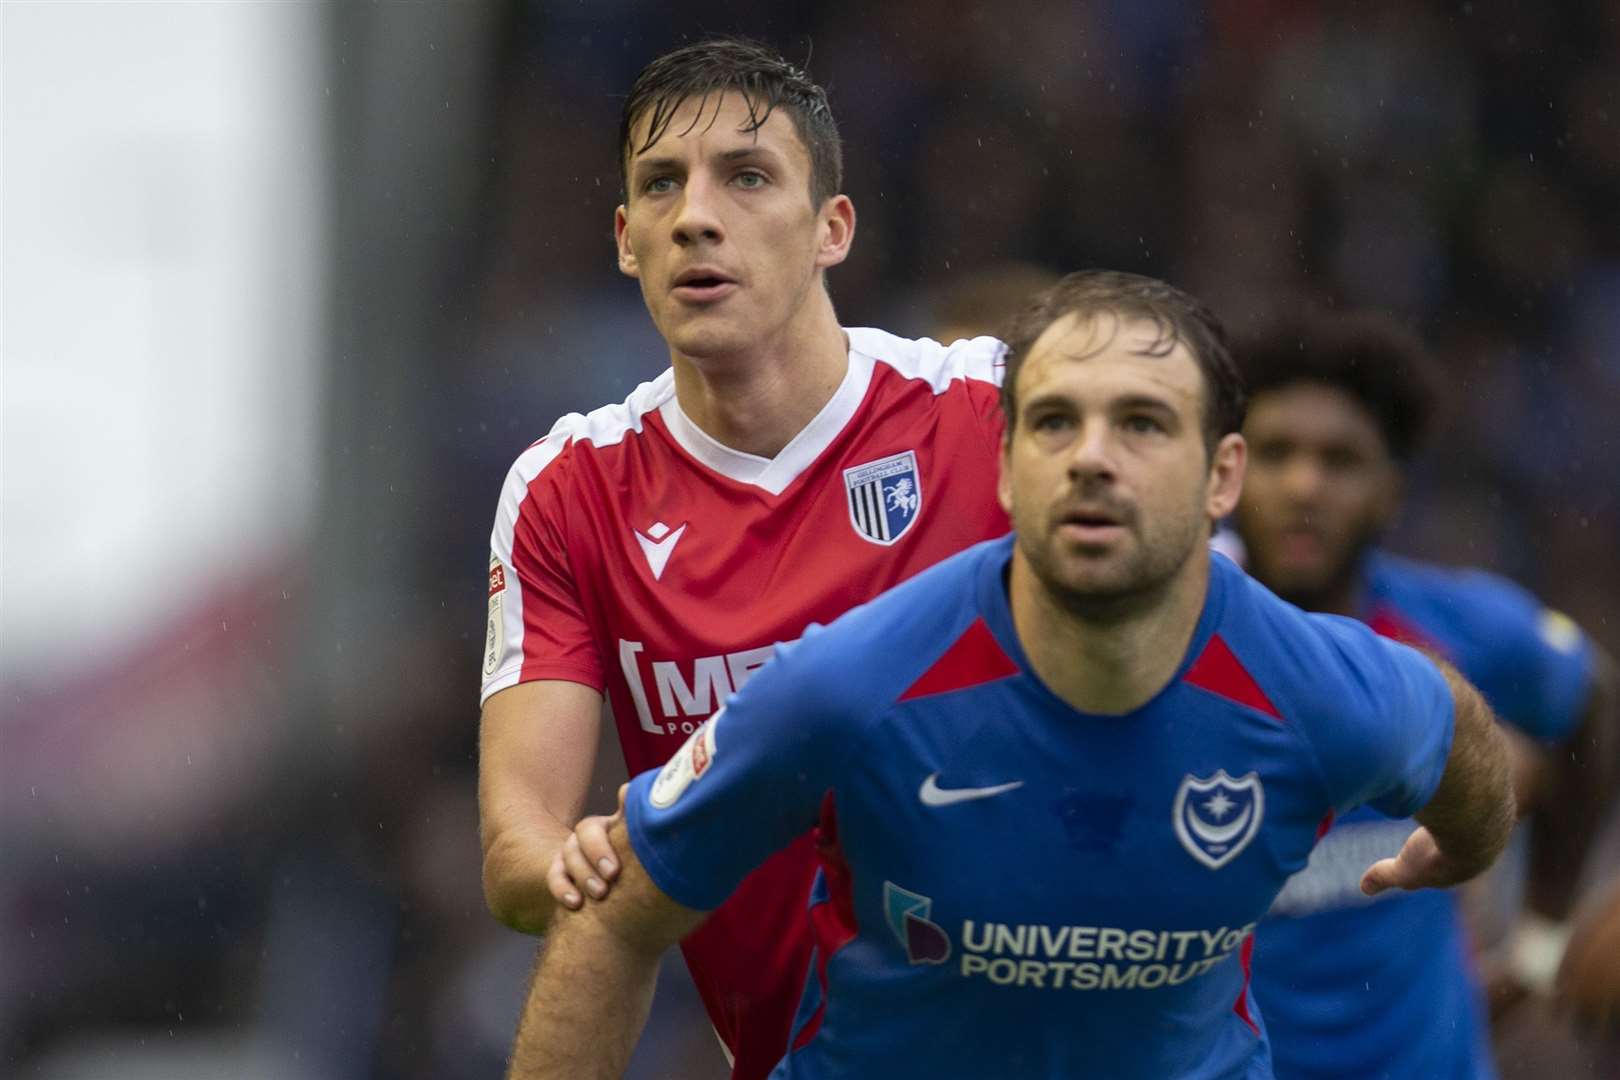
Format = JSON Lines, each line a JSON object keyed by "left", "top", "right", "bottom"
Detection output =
{"left": 547, "top": 784, "right": 628, "bottom": 911}
{"left": 1360, "top": 825, "right": 1470, "bottom": 896}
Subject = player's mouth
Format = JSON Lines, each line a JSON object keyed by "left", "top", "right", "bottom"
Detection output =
{"left": 672, "top": 266, "right": 739, "bottom": 303}
{"left": 1055, "top": 505, "right": 1129, "bottom": 545}
{"left": 1274, "top": 524, "right": 1325, "bottom": 564}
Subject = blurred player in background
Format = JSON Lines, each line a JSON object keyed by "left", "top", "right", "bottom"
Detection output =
{"left": 927, "top": 261, "right": 1060, "bottom": 345}
{"left": 507, "top": 271, "right": 1517, "bottom": 1079}
{"left": 1232, "top": 312, "right": 1619, "bottom": 1079}
{"left": 476, "top": 37, "right": 1013, "bottom": 1079}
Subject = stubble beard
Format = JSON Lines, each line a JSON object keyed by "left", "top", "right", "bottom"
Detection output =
{"left": 1018, "top": 511, "right": 1206, "bottom": 624}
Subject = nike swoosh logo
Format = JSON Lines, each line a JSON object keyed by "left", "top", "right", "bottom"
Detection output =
{"left": 919, "top": 773, "right": 1024, "bottom": 807}
{"left": 634, "top": 524, "right": 687, "bottom": 581}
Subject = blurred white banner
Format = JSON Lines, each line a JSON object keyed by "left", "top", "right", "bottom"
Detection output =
{"left": 2, "top": 1, "right": 327, "bottom": 685}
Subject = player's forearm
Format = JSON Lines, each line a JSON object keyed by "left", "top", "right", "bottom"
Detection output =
{"left": 506, "top": 911, "right": 661, "bottom": 1080}
{"left": 482, "top": 819, "right": 573, "bottom": 934}
{"left": 1416, "top": 664, "right": 1516, "bottom": 881}
{"left": 1525, "top": 651, "right": 1618, "bottom": 918}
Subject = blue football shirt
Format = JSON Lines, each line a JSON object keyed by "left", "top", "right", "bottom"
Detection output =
{"left": 627, "top": 536, "right": 1455, "bottom": 1079}
{"left": 1251, "top": 550, "right": 1595, "bottom": 1080}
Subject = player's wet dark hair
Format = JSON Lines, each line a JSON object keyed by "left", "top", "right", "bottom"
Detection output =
{"left": 1235, "top": 312, "right": 1441, "bottom": 461}
{"left": 620, "top": 37, "right": 843, "bottom": 206}
{"left": 998, "top": 270, "right": 1245, "bottom": 453}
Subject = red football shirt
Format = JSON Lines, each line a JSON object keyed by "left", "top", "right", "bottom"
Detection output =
{"left": 481, "top": 327, "right": 1009, "bottom": 1079}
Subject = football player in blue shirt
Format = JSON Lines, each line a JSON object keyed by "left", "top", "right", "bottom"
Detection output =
{"left": 1232, "top": 311, "right": 1618, "bottom": 1080}
{"left": 505, "top": 272, "right": 1518, "bottom": 1080}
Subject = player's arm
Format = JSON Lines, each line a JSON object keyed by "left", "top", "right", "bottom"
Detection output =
{"left": 1362, "top": 657, "right": 1516, "bottom": 895}
{"left": 510, "top": 630, "right": 856, "bottom": 1078}
{"left": 1522, "top": 645, "right": 1618, "bottom": 919}
{"left": 479, "top": 679, "right": 611, "bottom": 934}
{"left": 507, "top": 803, "right": 705, "bottom": 1080}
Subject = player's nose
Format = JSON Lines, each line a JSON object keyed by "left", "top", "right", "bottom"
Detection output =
{"left": 1278, "top": 457, "right": 1325, "bottom": 502}
{"left": 671, "top": 174, "right": 725, "bottom": 247}
{"left": 1064, "top": 421, "right": 1118, "bottom": 483}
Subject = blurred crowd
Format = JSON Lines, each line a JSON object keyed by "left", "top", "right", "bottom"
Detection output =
{"left": 6, "top": 1, "right": 1618, "bottom": 1077}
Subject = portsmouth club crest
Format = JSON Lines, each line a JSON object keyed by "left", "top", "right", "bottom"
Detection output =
{"left": 1173, "top": 770, "right": 1264, "bottom": 870}
{"left": 844, "top": 450, "right": 922, "bottom": 546}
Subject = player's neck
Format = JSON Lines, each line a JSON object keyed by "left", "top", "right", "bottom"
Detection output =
{"left": 668, "top": 295, "right": 849, "bottom": 459}
{"left": 1009, "top": 550, "right": 1211, "bottom": 716}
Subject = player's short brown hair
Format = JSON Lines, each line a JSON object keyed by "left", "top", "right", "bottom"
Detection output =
{"left": 620, "top": 37, "right": 843, "bottom": 206}
{"left": 1234, "top": 312, "right": 1441, "bottom": 461}
{"left": 998, "top": 270, "right": 1246, "bottom": 453}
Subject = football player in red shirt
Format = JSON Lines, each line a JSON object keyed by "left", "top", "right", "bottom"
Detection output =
{"left": 478, "top": 37, "right": 1013, "bottom": 1080}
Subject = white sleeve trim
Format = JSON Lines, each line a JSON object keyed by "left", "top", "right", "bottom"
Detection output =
{"left": 846, "top": 327, "right": 1006, "bottom": 391}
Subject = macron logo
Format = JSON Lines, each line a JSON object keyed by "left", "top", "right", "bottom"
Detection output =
{"left": 634, "top": 521, "right": 687, "bottom": 581}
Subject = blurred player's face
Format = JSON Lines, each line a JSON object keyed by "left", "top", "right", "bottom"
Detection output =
{"left": 999, "top": 313, "right": 1244, "bottom": 610}
{"left": 614, "top": 93, "right": 854, "bottom": 362}
{"left": 1235, "top": 383, "right": 1400, "bottom": 609}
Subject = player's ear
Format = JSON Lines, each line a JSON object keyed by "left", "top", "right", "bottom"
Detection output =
{"left": 1206, "top": 432, "right": 1246, "bottom": 521}
{"left": 813, "top": 194, "right": 855, "bottom": 271}
{"left": 614, "top": 205, "right": 639, "bottom": 278}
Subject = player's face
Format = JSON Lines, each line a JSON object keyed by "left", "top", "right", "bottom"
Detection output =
{"left": 614, "top": 93, "right": 854, "bottom": 362}
{"left": 1234, "top": 383, "right": 1399, "bottom": 606}
{"left": 999, "top": 313, "right": 1244, "bottom": 607}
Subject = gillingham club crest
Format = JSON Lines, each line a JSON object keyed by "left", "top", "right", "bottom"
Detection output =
{"left": 1173, "top": 770, "right": 1264, "bottom": 870}
{"left": 844, "top": 450, "right": 922, "bottom": 546}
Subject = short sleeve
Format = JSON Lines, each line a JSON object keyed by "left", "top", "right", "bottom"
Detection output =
{"left": 1299, "top": 615, "right": 1456, "bottom": 820}
{"left": 625, "top": 631, "right": 850, "bottom": 911}
{"left": 479, "top": 440, "right": 604, "bottom": 705}
{"left": 1457, "top": 573, "right": 1594, "bottom": 742}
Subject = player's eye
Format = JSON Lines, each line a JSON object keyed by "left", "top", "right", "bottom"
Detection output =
{"left": 1123, "top": 414, "right": 1165, "bottom": 435}
{"left": 733, "top": 170, "right": 768, "bottom": 189}
{"left": 1321, "top": 448, "right": 1363, "bottom": 471}
{"left": 1252, "top": 441, "right": 1291, "bottom": 464}
{"left": 1030, "top": 412, "right": 1074, "bottom": 433}
{"left": 644, "top": 176, "right": 677, "bottom": 195}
